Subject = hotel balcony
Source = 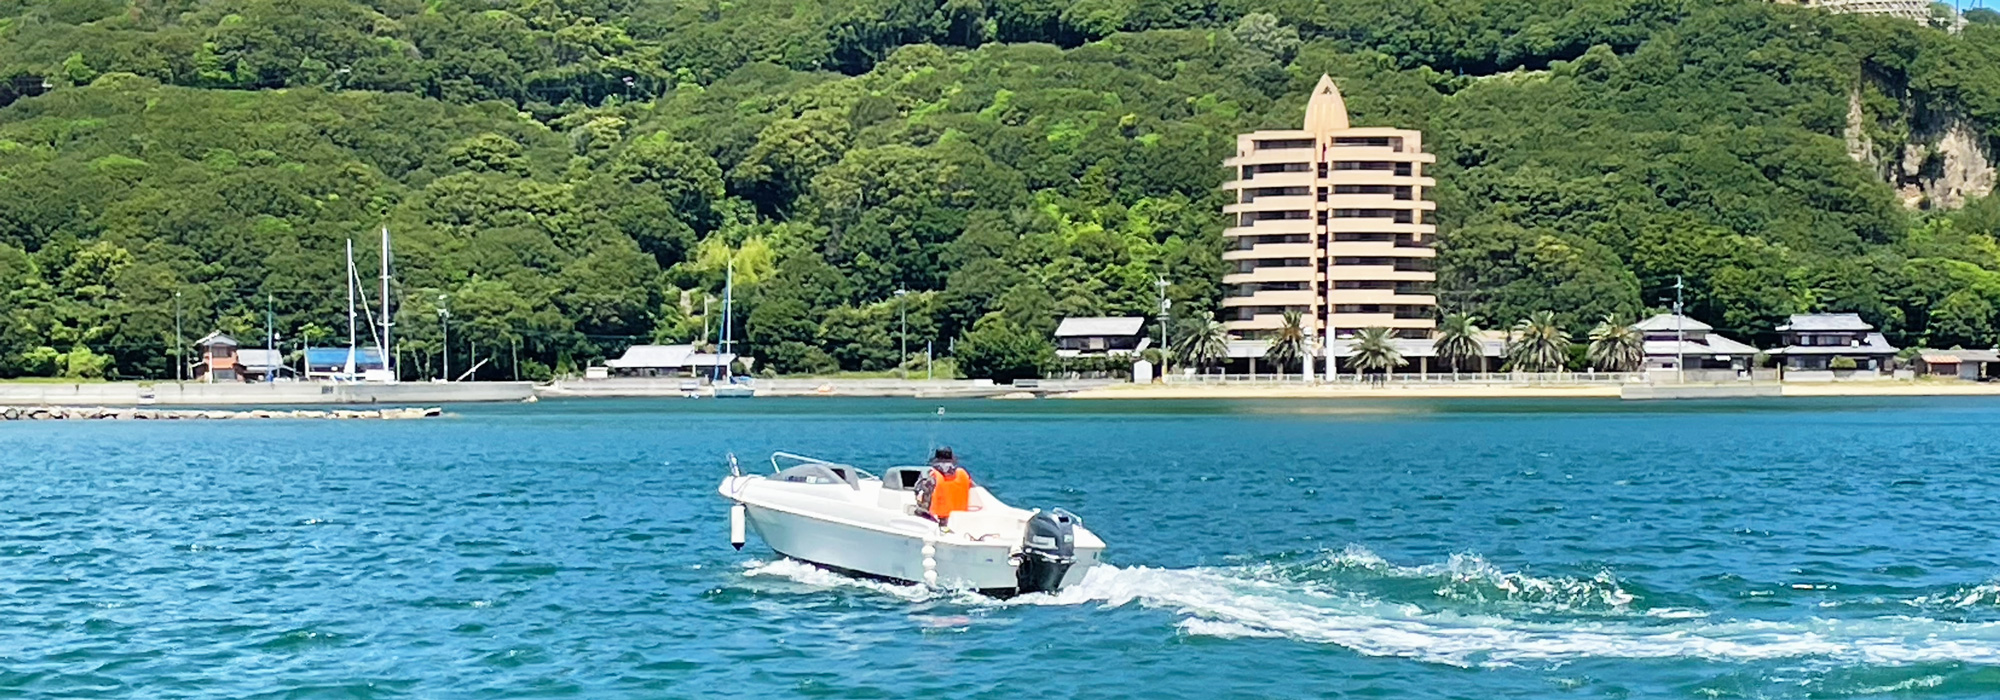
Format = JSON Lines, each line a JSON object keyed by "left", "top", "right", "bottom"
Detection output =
{"left": 1222, "top": 171, "right": 1315, "bottom": 190}
{"left": 1324, "top": 193, "right": 1438, "bottom": 212}
{"left": 1323, "top": 219, "right": 1434, "bottom": 236}
{"left": 1221, "top": 289, "right": 1316, "bottom": 307}
{"left": 1316, "top": 171, "right": 1435, "bottom": 188}
{"left": 1224, "top": 219, "right": 1315, "bottom": 237}
{"left": 1224, "top": 150, "right": 1318, "bottom": 168}
{"left": 1223, "top": 313, "right": 1307, "bottom": 333}
{"left": 1326, "top": 288, "right": 1438, "bottom": 307}
{"left": 1324, "top": 264, "right": 1433, "bottom": 282}
{"left": 1322, "top": 146, "right": 1438, "bottom": 164}
{"left": 1327, "top": 313, "right": 1436, "bottom": 331}
{"left": 1223, "top": 195, "right": 1317, "bottom": 214}
{"left": 1223, "top": 266, "right": 1317, "bottom": 285}
{"left": 1324, "top": 240, "right": 1436, "bottom": 259}
{"left": 1222, "top": 242, "right": 1317, "bottom": 262}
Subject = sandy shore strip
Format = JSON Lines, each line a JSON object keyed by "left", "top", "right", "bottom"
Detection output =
{"left": 1060, "top": 383, "right": 1620, "bottom": 399}
{"left": 1060, "top": 381, "right": 2000, "bottom": 400}
{"left": 1779, "top": 382, "right": 2000, "bottom": 396}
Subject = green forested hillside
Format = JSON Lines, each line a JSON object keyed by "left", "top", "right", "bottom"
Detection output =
{"left": 3, "top": 0, "right": 2000, "bottom": 378}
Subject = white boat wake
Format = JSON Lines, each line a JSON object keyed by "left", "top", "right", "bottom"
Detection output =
{"left": 742, "top": 550, "right": 2000, "bottom": 668}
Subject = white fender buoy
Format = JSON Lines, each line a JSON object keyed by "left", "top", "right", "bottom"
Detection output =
{"left": 729, "top": 504, "right": 746, "bottom": 551}
{"left": 922, "top": 538, "right": 938, "bottom": 585}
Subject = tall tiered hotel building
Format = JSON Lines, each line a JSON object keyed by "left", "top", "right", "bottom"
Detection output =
{"left": 1221, "top": 75, "right": 1437, "bottom": 342}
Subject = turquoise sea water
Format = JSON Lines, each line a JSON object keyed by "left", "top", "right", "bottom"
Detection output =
{"left": 8, "top": 397, "right": 2000, "bottom": 698}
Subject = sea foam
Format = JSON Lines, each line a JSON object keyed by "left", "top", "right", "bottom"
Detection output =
{"left": 746, "top": 550, "right": 2000, "bottom": 668}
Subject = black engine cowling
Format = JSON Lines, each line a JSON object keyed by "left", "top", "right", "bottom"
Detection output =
{"left": 1015, "top": 508, "right": 1079, "bottom": 595}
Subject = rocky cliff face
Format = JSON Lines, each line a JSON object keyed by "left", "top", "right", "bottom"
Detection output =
{"left": 1846, "top": 86, "right": 1996, "bottom": 210}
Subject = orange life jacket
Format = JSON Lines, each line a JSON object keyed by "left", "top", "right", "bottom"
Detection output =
{"left": 927, "top": 467, "right": 972, "bottom": 521}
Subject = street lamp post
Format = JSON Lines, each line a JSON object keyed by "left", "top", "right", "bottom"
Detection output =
{"left": 173, "top": 290, "right": 183, "bottom": 385}
{"left": 437, "top": 294, "right": 450, "bottom": 382}
{"left": 1155, "top": 276, "right": 1171, "bottom": 381}
{"left": 893, "top": 288, "right": 909, "bottom": 380}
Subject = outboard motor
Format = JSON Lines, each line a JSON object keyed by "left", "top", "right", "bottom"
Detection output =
{"left": 1015, "top": 508, "right": 1079, "bottom": 595}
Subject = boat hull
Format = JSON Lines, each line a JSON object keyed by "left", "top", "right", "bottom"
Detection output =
{"left": 743, "top": 503, "right": 1100, "bottom": 596}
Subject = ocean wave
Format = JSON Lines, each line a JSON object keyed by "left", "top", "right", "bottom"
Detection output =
{"left": 1908, "top": 580, "right": 2000, "bottom": 610}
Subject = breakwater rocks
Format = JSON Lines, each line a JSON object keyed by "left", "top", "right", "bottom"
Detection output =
{"left": 0, "top": 406, "right": 445, "bottom": 421}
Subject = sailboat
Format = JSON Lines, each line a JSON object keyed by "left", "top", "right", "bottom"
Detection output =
{"left": 711, "top": 258, "right": 755, "bottom": 398}
{"left": 339, "top": 229, "right": 397, "bottom": 383}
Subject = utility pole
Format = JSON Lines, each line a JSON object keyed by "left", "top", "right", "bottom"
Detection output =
{"left": 894, "top": 288, "right": 909, "bottom": 380}
{"left": 174, "top": 290, "right": 183, "bottom": 385}
{"left": 926, "top": 340, "right": 933, "bottom": 381}
{"left": 1155, "top": 275, "right": 1172, "bottom": 381}
{"left": 1674, "top": 275, "right": 1685, "bottom": 385}
{"left": 438, "top": 294, "right": 450, "bottom": 382}
{"left": 265, "top": 293, "right": 274, "bottom": 383}
{"left": 380, "top": 226, "right": 394, "bottom": 382}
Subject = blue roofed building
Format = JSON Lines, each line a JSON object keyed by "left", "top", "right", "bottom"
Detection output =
{"left": 304, "top": 347, "right": 387, "bottom": 381}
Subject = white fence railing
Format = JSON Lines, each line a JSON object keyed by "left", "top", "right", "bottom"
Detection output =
{"left": 1168, "top": 371, "right": 1647, "bottom": 385}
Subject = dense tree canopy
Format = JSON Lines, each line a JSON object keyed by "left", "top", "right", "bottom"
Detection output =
{"left": 4, "top": 0, "right": 2000, "bottom": 378}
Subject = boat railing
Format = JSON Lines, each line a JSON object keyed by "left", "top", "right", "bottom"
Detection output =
{"left": 768, "top": 451, "right": 879, "bottom": 484}
{"left": 770, "top": 451, "right": 847, "bottom": 474}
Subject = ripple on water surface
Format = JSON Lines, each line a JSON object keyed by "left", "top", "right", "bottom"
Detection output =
{"left": 6, "top": 397, "right": 2000, "bottom": 698}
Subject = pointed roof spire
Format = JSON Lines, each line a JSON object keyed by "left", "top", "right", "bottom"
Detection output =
{"left": 1302, "top": 74, "right": 1350, "bottom": 132}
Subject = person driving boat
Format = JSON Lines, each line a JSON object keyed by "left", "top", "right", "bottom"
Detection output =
{"left": 916, "top": 447, "right": 972, "bottom": 526}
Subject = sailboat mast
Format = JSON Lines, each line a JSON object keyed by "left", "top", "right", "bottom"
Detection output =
{"left": 722, "top": 259, "right": 734, "bottom": 378}
{"left": 379, "top": 226, "right": 393, "bottom": 382}
{"left": 345, "top": 238, "right": 357, "bottom": 378}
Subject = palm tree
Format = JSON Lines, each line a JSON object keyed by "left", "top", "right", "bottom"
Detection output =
{"left": 1349, "top": 326, "right": 1406, "bottom": 382}
{"left": 1434, "top": 313, "right": 1484, "bottom": 375}
{"left": 1586, "top": 314, "right": 1643, "bottom": 372}
{"left": 1508, "top": 311, "right": 1570, "bottom": 373}
{"left": 1174, "top": 312, "right": 1232, "bottom": 374}
{"left": 1265, "top": 310, "right": 1310, "bottom": 379}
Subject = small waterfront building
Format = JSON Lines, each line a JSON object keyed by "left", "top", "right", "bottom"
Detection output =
{"left": 603, "top": 344, "right": 735, "bottom": 378}
{"left": 304, "top": 347, "right": 387, "bottom": 381}
{"left": 1765, "top": 313, "right": 1899, "bottom": 373}
{"left": 236, "top": 348, "right": 292, "bottom": 382}
{"left": 1053, "top": 317, "right": 1151, "bottom": 357}
{"left": 1632, "top": 314, "right": 1759, "bottom": 372}
{"left": 1787, "top": 0, "right": 1954, "bottom": 27}
{"left": 1914, "top": 349, "right": 2000, "bottom": 380}
{"left": 191, "top": 331, "right": 241, "bottom": 383}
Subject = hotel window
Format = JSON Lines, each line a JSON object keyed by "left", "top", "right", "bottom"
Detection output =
{"left": 1316, "top": 187, "right": 1328, "bottom": 202}
{"left": 1394, "top": 163, "right": 1412, "bottom": 177}
{"left": 1255, "top": 138, "right": 1315, "bottom": 150}
{"left": 1332, "top": 137, "right": 1393, "bottom": 148}
{"left": 1333, "top": 185, "right": 1396, "bottom": 196}
{"left": 1317, "top": 163, "right": 1329, "bottom": 178}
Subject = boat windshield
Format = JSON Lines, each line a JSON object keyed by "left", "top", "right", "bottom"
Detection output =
{"left": 775, "top": 463, "right": 863, "bottom": 489}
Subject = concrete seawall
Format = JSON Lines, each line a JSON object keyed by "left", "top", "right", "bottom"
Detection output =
{"left": 540, "top": 378, "right": 1118, "bottom": 398}
{"left": 1, "top": 406, "right": 444, "bottom": 420}
{"left": 1620, "top": 384, "right": 1784, "bottom": 400}
{"left": 0, "top": 382, "right": 535, "bottom": 406}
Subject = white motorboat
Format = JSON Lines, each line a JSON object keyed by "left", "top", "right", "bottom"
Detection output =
{"left": 718, "top": 452, "right": 1105, "bottom": 597}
